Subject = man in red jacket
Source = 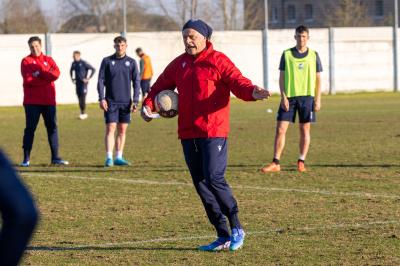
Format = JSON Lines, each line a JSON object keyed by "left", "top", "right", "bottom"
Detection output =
{"left": 20, "top": 36, "right": 68, "bottom": 166}
{"left": 141, "top": 20, "right": 271, "bottom": 251}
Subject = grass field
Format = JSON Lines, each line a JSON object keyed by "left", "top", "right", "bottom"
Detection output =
{"left": 0, "top": 92, "right": 399, "bottom": 265}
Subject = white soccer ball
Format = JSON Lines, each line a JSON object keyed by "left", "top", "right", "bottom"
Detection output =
{"left": 155, "top": 90, "right": 178, "bottom": 118}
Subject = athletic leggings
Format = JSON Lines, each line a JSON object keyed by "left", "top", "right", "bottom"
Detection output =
{"left": 78, "top": 93, "right": 86, "bottom": 114}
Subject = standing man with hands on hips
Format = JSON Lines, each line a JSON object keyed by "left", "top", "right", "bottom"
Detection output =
{"left": 70, "top": 51, "right": 96, "bottom": 120}
{"left": 141, "top": 19, "right": 271, "bottom": 252}
{"left": 261, "top": 25, "right": 322, "bottom": 173}
{"left": 97, "top": 36, "right": 140, "bottom": 167}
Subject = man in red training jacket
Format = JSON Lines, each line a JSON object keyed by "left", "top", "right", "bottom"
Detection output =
{"left": 20, "top": 36, "right": 68, "bottom": 167}
{"left": 141, "top": 19, "right": 271, "bottom": 252}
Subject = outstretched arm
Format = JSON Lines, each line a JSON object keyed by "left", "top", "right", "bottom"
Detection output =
{"left": 220, "top": 54, "right": 270, "bottom": 101}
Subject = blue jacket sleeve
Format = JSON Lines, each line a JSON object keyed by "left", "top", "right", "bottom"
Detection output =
{"left": 97, "top": 58, "right": 106, "bottom": 101}
{"left": 84, "top": 61, "right": 96, "bottom": 78}
{"left": 131, "top": 60, "right": 141, "bottom": 105}
{"left": 70, "top": 63, "right": 74, "bottom": 79}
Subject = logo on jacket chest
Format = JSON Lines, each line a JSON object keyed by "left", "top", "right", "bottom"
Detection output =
{"left": 182, "top": 62, "right": 186, "bottom": 68}
{"left": 298, "top": 63, "right": 304, "bottom": 70}
{"left": 44, "top": 61, "right": 48, "bottom": 66}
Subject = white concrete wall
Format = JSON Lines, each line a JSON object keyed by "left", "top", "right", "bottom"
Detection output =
{"left": 333, "top": 27, "right": 394, "bottom": 92}
{"left": 0, "top": 27, "right": 395, "bottom": 106}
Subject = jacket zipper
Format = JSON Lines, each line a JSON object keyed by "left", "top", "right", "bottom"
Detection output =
{"left": 191, "top": 60, "right": 195, "bottom": 138}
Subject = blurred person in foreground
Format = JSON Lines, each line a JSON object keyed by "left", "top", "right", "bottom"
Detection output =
{"left": 0, "top": 149, "right": 39, "bottom": 265}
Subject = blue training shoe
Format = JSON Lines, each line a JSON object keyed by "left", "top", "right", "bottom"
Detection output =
{"left": 20, "top": 160, "right": 30, "bottom": 167}
{"left": 114, "top": 157, "right": 130, "bottom": 166}
{"left": 51, "top": 158, "right": 69, "bottom": 165}
{"left": 229, "top": 228, "right": 245, "bottom": 251}
{"left": 105, "top": 158, "right": 114, "bottom": 167}
{"left": 198, "top": 236, "right": 231, "bottom": 252}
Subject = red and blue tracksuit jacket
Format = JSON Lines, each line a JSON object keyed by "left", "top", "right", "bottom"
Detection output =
{"left": 143, "top": 41, "right": 256, "bottom": 140}
{"left": 21, "top": 53, "right": 60, "bottom": 106}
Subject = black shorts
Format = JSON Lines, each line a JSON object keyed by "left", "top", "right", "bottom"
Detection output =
{"left": 277, "top": 96, "right": 316, "bottom": 123}
{"left": 104, "top": 102, "right": 131, "bottom": 124}
{"left": 140, "top": 79, "right": 151, "bottom": 95}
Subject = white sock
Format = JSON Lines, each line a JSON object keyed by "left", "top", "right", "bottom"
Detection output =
{"left": 299, "top": 154, "right": 306, "bottom": 161}
{"left": 106, "top": 152, "right": 113, "bottom": 159}
{"left": 116, "top": 151, "right": 123, "bottom": 159}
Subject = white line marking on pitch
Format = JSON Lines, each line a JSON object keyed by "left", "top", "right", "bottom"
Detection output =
{"left": 21, "top": 173, "right": 400, "bottom": 199}
{"left": 27, "top": 220, "right": 400, "bottom": 251}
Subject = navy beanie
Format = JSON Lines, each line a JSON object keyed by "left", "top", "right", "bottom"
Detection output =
{"left": 182, "top": 19, "right": 213, "bottom": 39}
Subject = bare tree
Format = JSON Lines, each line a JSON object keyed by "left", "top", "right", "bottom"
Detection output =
{"left": 155, "top": 0, "right": 197, "bottom": 26}
{"left": 151, "top": 0, "right": 241, "bottom": 30}
{"left": 321, "top": 0, "right": 373, "bottom": 27}
{"left": 0, "top": 0, "right": 48, "bottom": 33}
{"left": 219, "top": 0, "right": 239, "bottom": 30}
{"left": 58, "top": 0, "right": 179, "bottom": 33}
{"left": 59, "top": 0, "right": 122, "bottom": 32}
{"left": 243, "top": 0, "right": 264, "bottom": 30}
{"left": 190, "top": 0, "right": 197, "bottom": 19}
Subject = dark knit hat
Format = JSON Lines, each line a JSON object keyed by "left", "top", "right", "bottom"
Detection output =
{"left": 182, "top": 19, "right": 213, "bottom": 39}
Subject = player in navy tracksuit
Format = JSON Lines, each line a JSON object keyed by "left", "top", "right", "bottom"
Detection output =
{"left": 70, "top": 51, "right": 96, "bottom": 119}
{"left": 0, "top": 150, "right": 39, "bottom": 265}
{"left": 97, "top": 36, "right": 140, "bottom": 167}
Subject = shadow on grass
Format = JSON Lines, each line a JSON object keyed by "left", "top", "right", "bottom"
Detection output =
{"left": 27, "top": 246, "right": 198, "bottom": 252}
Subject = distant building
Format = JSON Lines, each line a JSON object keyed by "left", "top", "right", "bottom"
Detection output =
{"left": 244, "top": 0, "right": 395, "bottom": 29}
